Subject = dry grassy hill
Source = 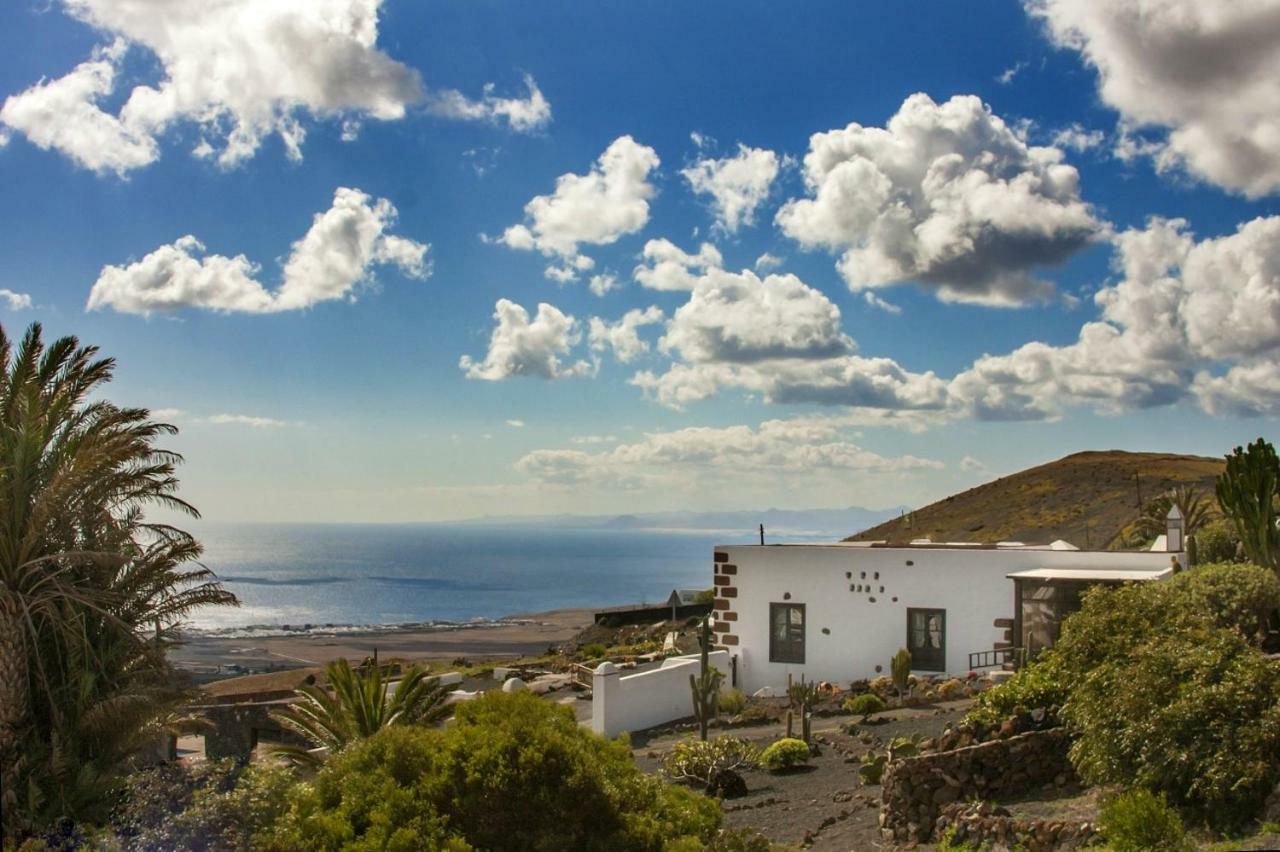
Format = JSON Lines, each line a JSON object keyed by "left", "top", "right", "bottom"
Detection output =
{"left": 847, "top": 450, "right": 1225, "bottom": 549}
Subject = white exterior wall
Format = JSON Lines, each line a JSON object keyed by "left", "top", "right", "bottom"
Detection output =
{"left": 591, "top": 650, "right": 730, "bottom": 738}
{"left": 716, "top": 544, "right": 1178, "bottom": 694}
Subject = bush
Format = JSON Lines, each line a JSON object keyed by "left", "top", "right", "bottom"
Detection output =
{"left": 842, "top": 693, "right": 886, "bottom": 718}
{"left": 718, "top": 688, "right": 747, "bottom": 716}
{"left": 868, "top": 675, "right": 894, "bottom": 695}
{"left": 1175, "top": 561, "right": 1280, "bottom": 641}
{"left": 759, "top": 738, "right": 810, "bottom": 772}
{"left": 579, "top": 642, "right": 608, "bottom": 659}
{"left": 114, "top": 759, "right": 294, "bottom": 852}
{"left": 275, "top": 691, "right": 720, "bottom": 850}
{"left": 1099, "top": 789, "right": 1190, "bottom": 852}
{"left": 1066, "top": 627, "right": 1280, "bottom": 830}
{"left": 1196, "top": 517, "right": 1241, "bottom": 564}
{"left": 936, "top": 678, "right": 966, "bottom": 700}
{"left": 964, "top": 656, "right": 1068, "bottom": 726}
{"left": 662, "top": 737, "right": 759, "bottom": 786}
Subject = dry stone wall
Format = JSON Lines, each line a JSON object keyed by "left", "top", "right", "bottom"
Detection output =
{"left": 936, "top": 801, "right": 1098, "bottom": 851}
{"left": 879, "top": 728, "right": 1075, "bottom": 843}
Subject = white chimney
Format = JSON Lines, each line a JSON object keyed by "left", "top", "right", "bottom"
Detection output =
{"left": 1165, "top": 504, "right": 1184, "bottom": 553}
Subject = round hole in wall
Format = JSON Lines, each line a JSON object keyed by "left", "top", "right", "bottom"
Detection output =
{"left": 875, "top": 665, "right": 883, "bottom": 673}
{"left": 892, "top": 596, "right": 898, "bottom": 602}
{"left": 905, "top": 560, "right": 914, "bottom": 566}
{"left": 874, "top": 572, "right": 880, "bottom": 580}
{"left": 880, "top": 586, "right": 885, "bottom": 593}
{"left": 849, "top": 584, "right": 856, "bottom": 592}
{"left": 783, "top": 592, "right": 791, "bottom": 600}
{"left": 869, "top": 596, "right": 876, "bottom": 603}
{"left": 845, "top": 571, "right": 852, "bottom": 579}
{"left": 821, "top": 627, "right": 831, "bottom": 635}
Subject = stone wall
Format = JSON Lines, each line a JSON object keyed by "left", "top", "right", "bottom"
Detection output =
{"left": 936, "top": 801, "right": 1098, "bottom": 851}
{"left": 880, "top": 728, "right": 1075, "bottom": 843}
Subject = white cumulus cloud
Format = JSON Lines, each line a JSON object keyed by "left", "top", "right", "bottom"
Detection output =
{"left": 634, "top": 239, "right": 723, "bottom": 292}
{"left": 496, "top": 136, "right": 660, "bottom": 280}
{"left": 460, "top": 299, "right": 592, "bottom": 381}
{"left": 682, "top": 143, "right": 786, "bottom": 234}
{"left": 426, "top": 73, "right": 551, "bottom": 133}
{"left": 588, "top": 306, "right": 665, "bottom": 364}
{"left": 0, "top": 290, "right": 33, "bottom": 311}
{"left": 776, "top": 92, "right": 1104, "bottom": 307}
{"left": 88, "top": 188, "right": 427, "bottom": 315}
{"left": 1028, "top": 0, "right": 1280, "bottom": 197}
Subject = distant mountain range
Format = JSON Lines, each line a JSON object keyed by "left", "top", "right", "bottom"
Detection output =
{"left": 451, "top": 505, "right": 906, "bottom": 539}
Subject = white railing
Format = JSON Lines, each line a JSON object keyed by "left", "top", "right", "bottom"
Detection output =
{"left": 591, "top": 650, "right": 731, "bottom": 738}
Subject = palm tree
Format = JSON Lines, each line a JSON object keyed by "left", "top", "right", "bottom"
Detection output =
{"left": 1132, "top": 485, "right": 1216, "bottom": 543}
{"left": 0, "top": 323, "right": 236, "bottom": 837}
{"left": 271, "top": 659, "right": 452, "bottom": 768}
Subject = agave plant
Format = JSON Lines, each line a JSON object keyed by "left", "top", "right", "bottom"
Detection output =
{"left": 271, "top": 658, "right": 452, "bottom": 768}
{"left": 0, "top": 323, "right": 237, "bottom": 838}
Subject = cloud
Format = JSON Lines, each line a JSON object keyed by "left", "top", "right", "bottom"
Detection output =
{"left": 0, "top": 290, "right": 33, "bottom": 311}
{"left": 588, "top": 306, "right": 665, "bottom": 364}
{"left": 515, "top": 414, "right": 944, "bottom": 489}
{"left": 505, "top": 419, "right": 525, "bottom": 428}
{"left": 754, "top": 252, "right": 783, "bottom": 272}
{"left": 496, "top": 136, "right": 659, "bottom": 280}
{"left": 863, "top": 291, "right": 902, "bottom": 315}
{"left": 208, "top": 413, "right": 290, "bottom": 428}
{"left": 959, "top": 455, "right": 988, "bottom": 473}
{"left": 681, "top": 143, "right": 786, "bottom": 234}
{"left": 588, "top": 273, "right": 618, "bottom": 297}
{"left": 570, "top": 434, "right": 618, "bottom": 445}
{"left": 948, "top": 216, "right": 1280, "bottom": 420}
{"left": 87, "top": 187, "right": 428, "bottom": 314}
{"left": 997, "top": 61, "right": 1028, "bottom": 85}
{"left": 1027, "top": 0, "right": 1280, "bottom": 196}
{"left": 460, "top": 299, "right": 592, "bottom": 380}
{"left": 1, "top": 0, "right": 426, "bottom": 173}
{"left": 776, "top": 93, "right": 1104, "bottom": 306}
{"left": 1051, "top": 123, "right": 1106, "bottom": 153}
{"left": 633, "top": 239, "right": 723, "bottom": 292}
{"left": 425, "top": 73, "right": 551, "bottom": 133}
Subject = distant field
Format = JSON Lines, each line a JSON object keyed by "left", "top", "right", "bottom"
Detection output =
{"left": 846, "top": 450, "right": 1225, "bottom": 549}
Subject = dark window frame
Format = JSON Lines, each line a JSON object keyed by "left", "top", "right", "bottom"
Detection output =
{"left": 769, "top": 602, "right": 806, "bottom": 664}
{"left": 906, "top": 607, "right": 946, "bottom": 672}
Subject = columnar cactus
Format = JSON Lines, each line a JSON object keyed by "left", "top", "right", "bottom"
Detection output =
{"left": 688, "top": 616, "right": 723, "bottom": 741}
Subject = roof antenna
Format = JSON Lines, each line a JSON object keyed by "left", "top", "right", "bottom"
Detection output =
{"left": 759, "top": 523, "right": 765, "bottom": 545}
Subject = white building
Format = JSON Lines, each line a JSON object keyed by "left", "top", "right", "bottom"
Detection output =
{"left": 713, "top": 512, "right": 1186, "bottom": 694}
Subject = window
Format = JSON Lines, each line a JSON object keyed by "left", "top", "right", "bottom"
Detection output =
{"left": 769, "top": 603, "right": 805, "bottom": 664}
{"left": 906, "top": 608, "right": 946, "bottom": 672}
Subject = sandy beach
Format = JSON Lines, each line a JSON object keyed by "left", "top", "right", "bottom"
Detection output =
{"left": 171, "top": 607, "right": 596, "bottom": 680}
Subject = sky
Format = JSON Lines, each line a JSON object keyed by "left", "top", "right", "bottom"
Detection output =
{"left": 2, "top": 0, "right": 1280, "bottom": 523}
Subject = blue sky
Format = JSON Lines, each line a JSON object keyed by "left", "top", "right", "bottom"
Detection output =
{"left": 2, "top": 0, "right": 1280, "bottom": 522}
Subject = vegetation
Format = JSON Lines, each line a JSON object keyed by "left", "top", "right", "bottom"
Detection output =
{"left": 270, "top": 658, "right": 452, "bottom": 768}
{"left": 274, "top": 691, "right": 721, "bottom": 850}
{"left": 1195, "top": 516, "right": 1242, "bottom": 564}
{"left": 759, "top": 738, "right": 810, "bottom": 772}
{"left": 890, "top": 648, "right": 912, "bottom": 699}
{"left": 785, "top": 676, "right": 819, "bottom": 744}
{"left": 718, "top": 687, "right": 747, "bottom": 716}
{"left": 1217, "top": 438, "right": 1280, "bottom": 575}
{"left": 0, "top": 324, "right": 238, "bottom": 840}
{"left": 1098, "top": 788, "right": 1190, "bottom": 852}
{"left": 843, "top": 692, "right": 886, "bottom": 719}
{"left": 662, "top": 736, "right": 759, "bottom": 787}
{"left": 689, "top": 616, "right": 723, "bottom": 741}
{"left": 579, "top": 642, "right": 608, "bottom": 660}
{"left": 856, "top": 735, "right": 922, "bottom": 785}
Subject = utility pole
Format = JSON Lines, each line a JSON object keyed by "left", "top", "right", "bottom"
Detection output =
{"left": 1135, "top": 472, "right": 1144, "bottom": 509}
{"left": 759, "top": 523, "right": 765, "bottom": 545}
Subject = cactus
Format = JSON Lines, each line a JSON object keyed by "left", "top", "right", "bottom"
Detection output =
{"left": 891, "top": 648, "right": 912, "bottom": 700}
{"left": 688, "top": 616, "right": 723, "bottom": 741}
{"left": 785, "top": 709, "right": 794, "bottom": 739}
{"left": 1216, "top": 438, "right": 1280, "bottom": 575}
{"left": 787, "top": 675, "right": 820, "bottom": 745}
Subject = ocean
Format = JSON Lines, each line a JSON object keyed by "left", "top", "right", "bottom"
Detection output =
{"left": 185, "top": 522, "right": 846, "bottom": 637}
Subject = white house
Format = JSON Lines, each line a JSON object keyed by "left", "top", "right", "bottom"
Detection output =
{"left": 713, "top": 512, "right": 1186, "bottom": 694}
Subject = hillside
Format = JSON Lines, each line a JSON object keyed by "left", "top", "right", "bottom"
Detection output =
{"left": 846, "top": 450, "right": 1225, "bottom": 549}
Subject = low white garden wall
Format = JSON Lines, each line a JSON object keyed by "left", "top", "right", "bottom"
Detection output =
{"left": 591, "top": 650, "right": 731, "bottom": 738}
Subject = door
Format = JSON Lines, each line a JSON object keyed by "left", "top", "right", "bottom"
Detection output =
{"left": 907, "top": 608, "right": 946, "bottom": 672}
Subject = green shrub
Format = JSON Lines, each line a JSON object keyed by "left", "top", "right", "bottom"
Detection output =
{"left": 579, "top": 642, "right": 608, "bottom": 659}
{"left": 1099, "top": 788, "right": 1190, "bottom": 852}
{"left": 275, "top": 691, "right": 720, "bottom": 850}
{"left": 662, "top": 736, "right": 759, "bottom": 785}
{"left": 843, "top": 693, "right": 886, "bottom": 718}
{"left": 114, "top": 759, "right": 294, "bottom": 852}
{"left": 1174, "top": 561, "right": 1280, "bottom": 641}
{"left": 759, "top": 738, "right": 810, "bottom": 772}
{"left": 965, "top": 656, "right": 1068, "bottom": 726}
{"left": 1195, "top": 517, "right": 1241, "bottom": 564}
{"left": 1067, "top": 627, "right": 1280, "bottom": 830}
{"left": 718, "top": 688, "right": 747, "bottom": 716}
{"left": 857, "top": 752, "right": 886, "bottom": 785}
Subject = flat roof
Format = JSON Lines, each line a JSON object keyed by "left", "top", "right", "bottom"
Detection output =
{"left": 717, "top": 541, "right": 1132, "bottom": 554}
{"left": 1006, "top": 566, "right": 1173, "bottom": 582}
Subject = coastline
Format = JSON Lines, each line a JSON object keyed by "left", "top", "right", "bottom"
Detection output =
{"left": 171, "top": 607, "right": 596, "bottom": 680}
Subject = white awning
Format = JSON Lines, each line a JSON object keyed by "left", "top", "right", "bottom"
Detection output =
{"left": 1006, "top": 566, "right": 1173, "bottom": 582}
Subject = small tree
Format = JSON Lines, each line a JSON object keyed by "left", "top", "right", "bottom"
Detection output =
{"left": 1216, "top": 438, "right": 1280, "bottom": 576}
{"left": 689, "top": 616, "right": 723, "bottom": 741}
{"left": 890, "top": 648, "right": 912, "bottom": 700}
